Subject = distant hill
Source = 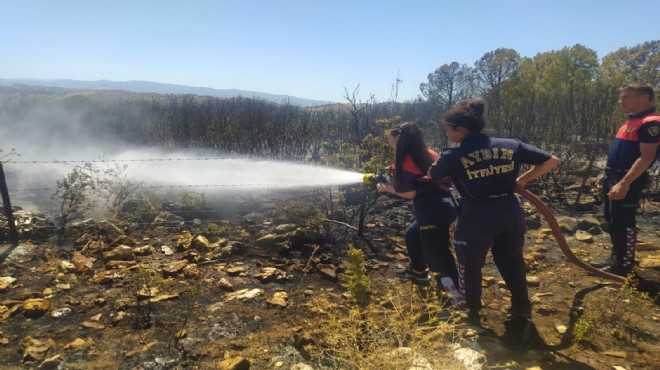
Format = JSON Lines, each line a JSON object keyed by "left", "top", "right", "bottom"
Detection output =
{"left": 0, "top": 78, "right": 335, "bottom": 106}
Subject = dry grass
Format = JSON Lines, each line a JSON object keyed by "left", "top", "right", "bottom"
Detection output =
{"left": 310, "top": 281, "right": 468, "bottom": 370}
{"left": 572, "top": 282, "right": 657, "bottom": 348}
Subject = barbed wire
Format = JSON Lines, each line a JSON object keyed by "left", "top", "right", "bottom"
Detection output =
{"left": 7, "top": 156, "right": 308, "bottom": 165}
{"left": 7, "top": 183, "right": 343, "bottom": 193}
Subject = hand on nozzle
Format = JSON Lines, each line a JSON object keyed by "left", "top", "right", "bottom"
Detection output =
{"left": 376, "top": 182, "right": 392, "bottom": 193}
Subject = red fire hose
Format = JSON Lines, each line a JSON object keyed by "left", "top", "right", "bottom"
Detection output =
{"left": 388, "top": 174, "right": 627, "bottom": 283}
{"left": 514, "top": 185, "right": 626, "bottom": 283}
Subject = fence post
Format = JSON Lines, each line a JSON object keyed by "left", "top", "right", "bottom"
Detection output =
{"left": 0, "top": 162, "right": 20, "bottom": 245}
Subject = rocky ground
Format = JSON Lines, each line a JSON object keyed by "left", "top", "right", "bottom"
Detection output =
{"left": 0, "top": 187, "right": 659, "bottom": 370}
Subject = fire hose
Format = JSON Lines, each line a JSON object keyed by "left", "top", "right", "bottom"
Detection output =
{"left": 514, "top": 185, "right": 626, "bottom": 283}
{"left": 364, "top": 172, "right": 626, "bottom": 283}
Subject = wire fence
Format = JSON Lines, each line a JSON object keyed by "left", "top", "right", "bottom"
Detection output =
{"left": 3, "top": 156, "right": 361, "bottom": 193}
{"left": 8, "top": 156, "right": 306, "bottom": 165}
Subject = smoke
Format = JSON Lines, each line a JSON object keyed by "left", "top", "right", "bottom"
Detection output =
{"left": 1, "top": 103, "right": 364, "bottom": 214}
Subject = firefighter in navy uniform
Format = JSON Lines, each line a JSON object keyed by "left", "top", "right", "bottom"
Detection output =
{"left": 591, "top": 84, "right": 660, "bottom": 276}
{"left": 375, "top": 122, "right": 460, "bottom": 299}
{"left": 428, "top": 100, "right": 560, "bottom": 324}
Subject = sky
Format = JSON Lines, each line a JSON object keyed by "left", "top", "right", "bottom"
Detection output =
{"left": 0, "top": 0, "right": 655, "bottom": 103}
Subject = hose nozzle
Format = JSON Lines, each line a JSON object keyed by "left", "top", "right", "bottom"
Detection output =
{"left": 363, "top": 172, "right": 388, "bottom": 185}
{"left": 363, "top": 173, "right": 377, "bottom": 184}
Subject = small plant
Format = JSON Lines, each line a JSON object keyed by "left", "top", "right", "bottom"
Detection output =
{"left": 310, "top": 280, "right": 464, "bottom": 369}
{"left": 205, "top": 222, "right": 229, "bottom": 237}
{"left": 571, "top": 282, "right": 652, "bottom": 348}
{"left": 342, "top": 245, "right": 371, "bottom": 307}
{"left": 133, "top": 267, "right": 163, "bottom": 329}
{"left": 52, "top": 167, "right": 96, "bottom": 243}
{"left": 572, "top": 313, "right": 600, "bottom": 345}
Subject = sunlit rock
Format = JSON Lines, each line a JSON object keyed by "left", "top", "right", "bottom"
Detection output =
{"left": 149, "top": 294, "right": 179, "bottom": 303}
{"left": 255, "top": 233, "right": 288, "bottom": 250}
{"left": 105, "top": 260, "right": 137, "bottom": 269}
{"left": 133, "top": 245, "right": 153, "bottom": 256}
{"left": 82, "top": 321, "right": 105, "bottom": 330}
{"left": 603, "top": 350, "right": 627, "bottom": 358}
{"left": 192, "top": 235, "right": 211, "bottom": 252}
{"left": 218, "top": 278, "right": 234, "bottom": 292}
{"left": 0, "top": 276, "right": 16, "bottom": 292}
{"left": 182, "top": 264, "right": 201, "bottom": 279}
{"left": 575, "top": 230, "right": 594, "bottom": 243}
{"left": 110, "top": 311, "right": 130, "bottom": 326}
{"left": 102, "top": 245, "right": 135, "bottom": 262}
{"left": 636, "top": 240, "right": 660, "bottom": 251}
{"left": 0, "top": 305, "right": 11, "bottom": 324}
{"left": 23, "top": 298, "right": 50, "bottom": 318}
{"left": 38, "top": 354, "right": 63, "bottom": 370}
{"left": 226, "top": 265, "right": 248, "bottom": 276}
{"left": 255, "top": 267, "right": 287, "bottom": 283}
{"left": 59, "top": 260, "right": 75, "bottom": 273}
{"left": 267, "top": 291, "right": 288, "bottom": 307}
{"left": 176, "top": 231, "right": 194, "bottom": 251}
{"left": 137, "top": 286, "right": 159, "bottom": 299}
{"left": 225, "top": 288, "right": 263, "bottom": 302}
{"left": 19, "top": 337, "right": 53, "bottom": 365}
{"left": 556, "top": 216, "right": 578, "bottom": 235}
{"left": 92, "top": 270, "right": 124, "bottom": 285}
{"left": 162, "top": 260, "right": 189, "bottom": 277}
{"left": 526, "top": 275, "right": 541, "bottom": 287}
{"left": 576, "top": 216, "right": 602, "bottom": 234}
{"left": 160, "top": 245, "right": 174, "bottom": 255}
{"left": 481, "top": 276, "right": 497, "bottom": 287}
{"left": 274, "top": 223, "right": 296, "bottom": 234}
{"left": 50, "top": 307, "right": 72, "bottom": 318}
{"left": 217, "top": 356, "right": 250, "bottom": 370}
{"left": 639, "top": 255, "right": 660, "bottom": 268}
{"left": 316, "top": 263, "right": 337, "bottom": 281}
{"left": 452, "top": 343, "right": 486, "bottom": 370}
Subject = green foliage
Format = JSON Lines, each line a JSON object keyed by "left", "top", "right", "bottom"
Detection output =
{"left": 341, "top": 246, "right": 371, "bottom": 307}
{"left": 571, "top": 283, "right": 653, "bottom": 348}
{"left": 53, "top": 167, "right": 96, "bottom": 227}
{"left": 205, "top": 222, "right": 229, "bottom": 237}
{"left": 601, "top": 40, "right": 660, "bottom": 87}
{"left": 311, "top": 282, "right": 464, "bottom": 369}
{"left": 133, "top": 267, "right": 164, "bottom": 329}
{"left": 175, "top": 190, "right": 210, "bottom": 219}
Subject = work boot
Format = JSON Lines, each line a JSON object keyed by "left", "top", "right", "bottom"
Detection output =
{"left": 589, "top": 256, "right": 614, "bottom": 268}
{"left": 602, "top": 264, "right": 632, "bottom": 277}
{"left": 507, "top": 302, "right": 532, "bottom": 319}
{"left": 395, "top": 266, "right": 431, "bottom": 285}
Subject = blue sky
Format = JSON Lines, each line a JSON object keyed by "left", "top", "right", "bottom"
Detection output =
{"left": 0, "top": 0, "right": 654, "bottom": 103}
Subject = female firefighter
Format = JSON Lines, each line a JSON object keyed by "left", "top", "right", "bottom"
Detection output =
{"left": 375, "top": 122, "right": 460, "bottom": 300}
{"left": 428, "top": 100, "right": 559, "bottom": 324}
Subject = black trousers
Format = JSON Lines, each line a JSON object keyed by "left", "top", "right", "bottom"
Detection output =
{"left": 453, "top": 196, "right": 528, "bottom": 314}
{"left": 405, "top": 194, "right": 458, "bottom": 284}
{"left": 603, "top": 170, "right": 648, "bottom": 268}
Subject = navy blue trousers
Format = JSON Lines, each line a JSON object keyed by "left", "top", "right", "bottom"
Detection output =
{"left": 405, "top": 194, "right": 458, "bottom": 284}
{"left": 603, "top": 170, "right": 648, "bottom": 268}
{"left": 453, "top": 196, "right": 528, "bottom": 314}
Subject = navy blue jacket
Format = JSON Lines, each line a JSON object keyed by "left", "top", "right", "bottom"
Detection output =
{"left": 429, "top": 134, "right": 551, "bottom": 200}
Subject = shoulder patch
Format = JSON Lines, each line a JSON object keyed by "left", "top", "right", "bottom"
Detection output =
{"left": 649, "top": 125, "right": 660, "bottom": 137}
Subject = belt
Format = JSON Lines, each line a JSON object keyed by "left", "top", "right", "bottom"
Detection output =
{"left": 462, "top": 192, "right": 514, "bottom": 202}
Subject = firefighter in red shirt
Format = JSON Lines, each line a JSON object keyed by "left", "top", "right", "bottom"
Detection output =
{"left": 591, "top": 84, "right": 660, "bottom": 276}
